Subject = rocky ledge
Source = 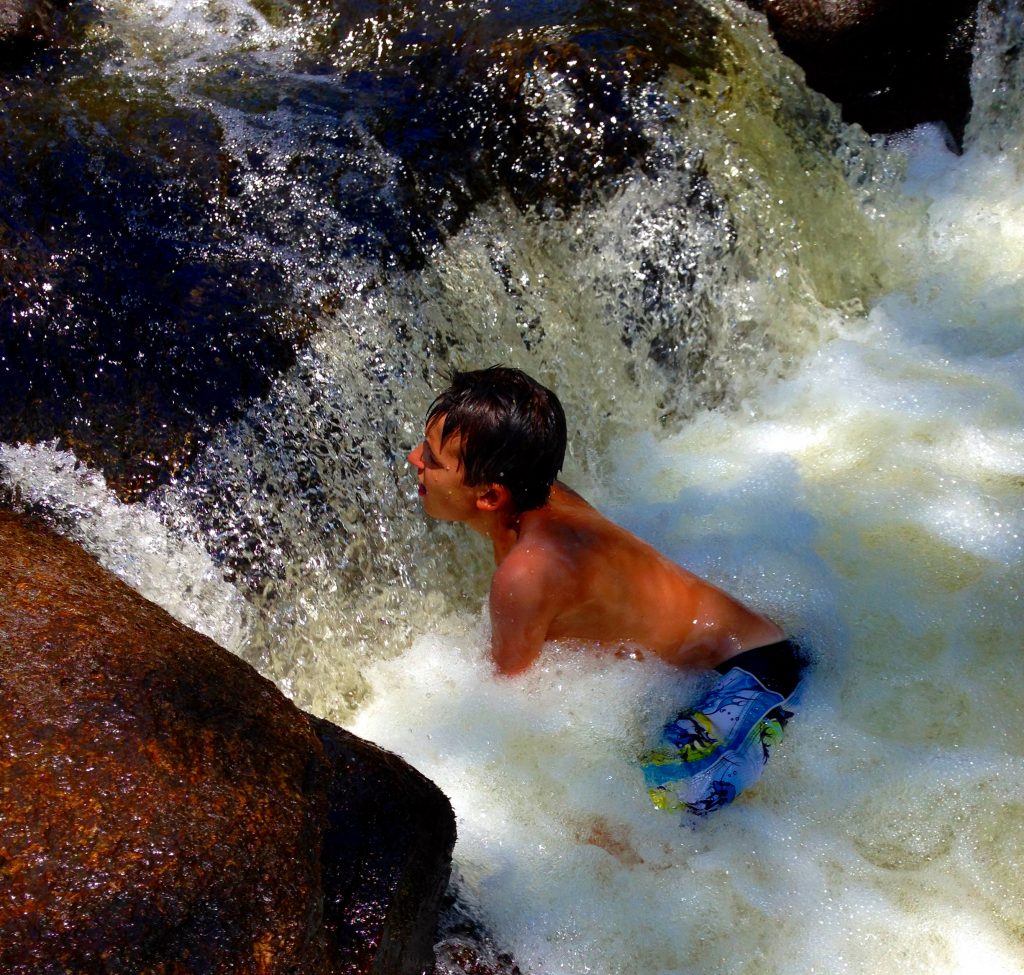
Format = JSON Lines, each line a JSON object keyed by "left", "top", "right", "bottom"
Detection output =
{"left": 0, "top": 510, "right": 456, "bottom": 974}
{"left": 746, "top": 0, "right": 979, "bottom": 145}
{"left": 0, "top": 0, "right": 54, "bottom": 49}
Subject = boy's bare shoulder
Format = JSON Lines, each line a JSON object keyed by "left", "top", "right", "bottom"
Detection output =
{"left": 491, "top": 520, "right": 583, "bottom": 609}
{"left": 488, "top": 534, "right": 578, "bottom": 661}
{"left": 494, "top": 529, "right": 572, "bottom": 585}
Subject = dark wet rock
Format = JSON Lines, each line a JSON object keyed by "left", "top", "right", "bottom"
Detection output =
{"left": 456, "top": 38, "right": 664, "bottom": 214}
{"left": 313, "top": 0, "right": 723, "bottom": 215}
{"left": 432, "top": 880, "right": 523, "bottom": 975}
{"left": 226, "top": 0, "right": 724, "bottom": 232}
{"left": 312, "top": 713, "right": 458, "bottom": 975}
{"left": 0, "top": 73, "right": 312, "bottom": 500}
{"left": 0, "top": 510, "right": 455, "bottom": 975}
{"left": 0, "top": 0, "right": 98, "bottom": 67}
{"left": 0, "top": 0, "right": 54, "bottom": 49}
{"left": 746, "top": 0, "right": 978, "bottom": 145}
{"left": 190, "top": 0, "right": 707, "bottom": 253}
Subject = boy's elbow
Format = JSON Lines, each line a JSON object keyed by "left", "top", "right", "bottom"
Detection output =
{"left": 491, "top": 644, "right": 539, "bottom": 677}
{"left": 494, "top": 659, "right": 530, "bottom": 677}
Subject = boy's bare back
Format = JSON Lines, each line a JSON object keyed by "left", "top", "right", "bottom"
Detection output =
{"left": 407, "top": 366, "right": 784, "bottom": 678}
{"left": 488, "top": 483, "right": 784, "bottom": 675}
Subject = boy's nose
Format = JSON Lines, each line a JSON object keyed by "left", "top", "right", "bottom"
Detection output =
{"left": 408, "top": 443, "right": 424, "bottom": 469}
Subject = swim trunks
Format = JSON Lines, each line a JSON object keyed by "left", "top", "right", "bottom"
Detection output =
{"left": 640, "top": 639, "right": 808, "bottom": 817}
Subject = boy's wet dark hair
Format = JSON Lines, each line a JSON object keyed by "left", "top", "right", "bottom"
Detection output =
{"left": 427, "top": 366, "right": 567, "bottom": 512}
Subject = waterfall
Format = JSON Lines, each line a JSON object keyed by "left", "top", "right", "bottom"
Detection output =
{"left": 2, "top": 0, "right": 1022, "bottom": 972}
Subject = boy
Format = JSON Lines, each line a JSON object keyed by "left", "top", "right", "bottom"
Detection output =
{"left": 407, "top": 366, "right": 808, "bottom": 816}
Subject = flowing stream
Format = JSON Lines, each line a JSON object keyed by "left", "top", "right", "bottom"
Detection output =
{"left": 2, "top": 0, "right": 1023, "bottom": 972}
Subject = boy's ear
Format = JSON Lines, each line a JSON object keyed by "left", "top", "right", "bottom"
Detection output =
{"left": 476, "top": 483, "right": 512, "bottom": 512}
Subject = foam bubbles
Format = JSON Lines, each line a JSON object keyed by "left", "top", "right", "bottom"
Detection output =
{"left": 346, "top": 97, "right": 1024, "bottom": 975}
{"left": 0, "top": 442, "right": 251, "bottom": 653}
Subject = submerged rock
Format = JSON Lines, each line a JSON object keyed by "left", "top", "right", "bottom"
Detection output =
{"left": 432, "top": 881, "right": 524, "bottom": 975}
{"left": 746, "top": 0, "right": 978, "bottom": 144}
{"left": 0, "top": 510, "right": 455, "bottom": 974}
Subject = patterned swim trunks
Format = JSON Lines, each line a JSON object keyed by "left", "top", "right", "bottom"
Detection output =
{"left": 640, "top": 639, "right": 807, "bottom": 816}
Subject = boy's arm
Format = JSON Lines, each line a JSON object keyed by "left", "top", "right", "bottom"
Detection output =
{"left": 488, "top": 552, "right": 562, "bottom": 676}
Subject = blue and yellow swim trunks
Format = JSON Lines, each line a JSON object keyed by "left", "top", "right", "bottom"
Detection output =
{"left": 640, "top": 639, "right": 808, "bottom": 817}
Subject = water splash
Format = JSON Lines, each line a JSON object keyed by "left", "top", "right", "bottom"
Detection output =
{"left": 0, "top": 442, "right": 252, "bottom": 653}
{"left": 3, "top": 0, "right": 1022, "bottom": 972}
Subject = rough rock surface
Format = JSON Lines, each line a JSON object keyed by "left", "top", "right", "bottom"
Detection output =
{"left": 0, "top": 0, "right": 53, "bottom": 48}
{"left": 0, "top": 510, "right": 455, "bottom": 974}
{"left": 313, "top": 713, "right": 457, "bottom": 975}
{"left": 0, "top": 76, "right": 308, "bottom": 501}
{"left": 746, "top": 0, "right": 978, "bottom": 144}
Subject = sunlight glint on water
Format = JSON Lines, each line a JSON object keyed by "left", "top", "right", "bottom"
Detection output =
{"left": 349, "top": 40, "right": 1024, "bottom": 975}
{"left": 0, "top": 0, "right": 1021, "bottom": 971}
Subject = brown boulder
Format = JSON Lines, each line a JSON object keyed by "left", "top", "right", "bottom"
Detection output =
{"left": 746, "top": 0, "right": 978, "bottom": 145}
{"left": 0, "top": 510, "right": 455, "bottom": 974}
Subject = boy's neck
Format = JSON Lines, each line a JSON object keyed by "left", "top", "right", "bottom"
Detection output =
{"left": 470, "top": 505, "right": 525, "bottom": 565}
{"left": 479, "top": 485, "right": 576, "bottom": 563}
{"left": 471, "top": 485, "right": 574, "bottom": 564}
{"left": 494, "top": 511, "right": 525, "bottom": 565}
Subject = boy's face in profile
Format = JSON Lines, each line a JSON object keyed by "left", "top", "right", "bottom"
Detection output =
{"left": 407, "top": 415, "right": 480, "bottom": 523}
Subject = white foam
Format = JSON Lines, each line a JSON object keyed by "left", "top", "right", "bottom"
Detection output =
{"left": 348, "top": 107, "right": 1024, "bottom": 975}
{"left": 0, "top": 443, "right": 251, "bottom": 653}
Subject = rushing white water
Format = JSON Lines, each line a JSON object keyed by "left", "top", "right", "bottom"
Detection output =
{"left": 345, "top": 17, "right": 1024, "bottom": 975}
{"left": 347, "top": 127, "right": 1024, "bottom": 974}
{"left": 2, "top": 0, "right": 1022, "bottom": 973}
{"left": 0, "top": 442, "right": 253, "bottom": 652}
